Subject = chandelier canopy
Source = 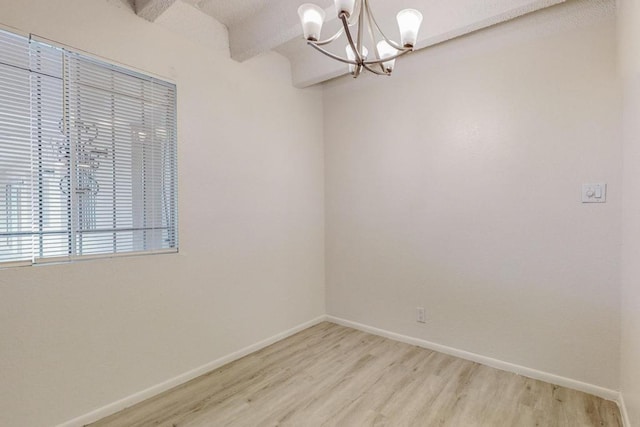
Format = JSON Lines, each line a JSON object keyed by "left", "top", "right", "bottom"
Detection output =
{"left": 298, "top": 0, "right": 423, "bottom": 78}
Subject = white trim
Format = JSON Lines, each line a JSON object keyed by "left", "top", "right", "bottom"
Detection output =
{"left": 34, "top": 248, "right": 178, "bottom": 266}
{"left": 0, "top": 24, "right": 174, "bottom": 83}
{"left": 56, "top": 315, "right": 328, "bottom": 427}
{"left": 0, "top": 260, "right": 32, "bottom": 270}
{"left": 57, "top": 314, "right": 624, "bottom": 427}
{"left": 29, "top": 33, "right": 176, "bottom": 84}
{"left": 326, "top": 315, "right": 620, "bottom": 402}
{"left": 0, "top": 22, "right": 29, "bottom": 38}
{"left": 619, "top": 393, "right": 632, "bottom": 427}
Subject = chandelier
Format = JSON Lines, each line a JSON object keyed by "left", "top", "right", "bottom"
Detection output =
{"left": 297, "top": 0, "right": 423, "bottom": 78}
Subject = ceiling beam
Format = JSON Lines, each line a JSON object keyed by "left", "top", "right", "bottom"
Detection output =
{"left": 227, "top": 0, "right": 332, "bottom": 63}
{"left": 273, "top": 0, "right": 567, "bottom": 87}
{"left": 135, "top": 0, "right": 178, "bottom": 22}
{"left": 228, "top": 0, "right": 566, "bottom": 66}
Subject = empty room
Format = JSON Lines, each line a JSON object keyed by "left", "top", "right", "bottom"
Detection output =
{"left": 0, "top": 0, "right": 639, "bottom": 426}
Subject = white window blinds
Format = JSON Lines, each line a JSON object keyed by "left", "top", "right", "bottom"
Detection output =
{"left": 0, "top": 29, "right": 178, "bottom": 266}
{"left": 0, "top": 30, "right": 31, "bottom": 264}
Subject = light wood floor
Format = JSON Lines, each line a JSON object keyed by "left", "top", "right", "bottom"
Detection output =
{"left": 90, "top": 322, "right": 622, "bottom": 427}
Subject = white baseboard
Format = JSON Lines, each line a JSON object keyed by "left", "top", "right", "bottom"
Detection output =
{"left": 619, "top": 393, "right": 631, "bottom": 427}
{"left": 58, "top": 314, "right": 624, "bottom": 427}
{"left": 326, "top": 315, "right": 620, "bottom": 402}
{"left": 56, "top": 315, "right": 328, "bottom": 427}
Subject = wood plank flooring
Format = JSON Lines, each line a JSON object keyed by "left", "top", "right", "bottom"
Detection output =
{"left": 89, "top": 322, "right": 622, "bottom": 427}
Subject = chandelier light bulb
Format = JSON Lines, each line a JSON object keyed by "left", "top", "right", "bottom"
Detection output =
{"left": 397, "top": 9, "right": 423, "bottom": 47}
{"left": 334, "top": 0, "right": 357, "bottom": 18}
{"left": 298, "top": 4, "right": 326, "bottom": 41}
{"left": 376, "top": 41, "right": 397, "bottom": 73}
{"left": 346, "top": 44, "right": 368, "bottom": 74}
{"left": 298, "top": 0, "right": 421, "bottom": 79}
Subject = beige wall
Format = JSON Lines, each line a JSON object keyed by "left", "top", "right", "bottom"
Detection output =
{"left": 0, "top": 1, "right": 325, "bottom": 426}
{"left": 618, "top": 0, "right": 640, "bottom": 424}
{"left": 324, "top": 8, "right": 622, "bottom": 390}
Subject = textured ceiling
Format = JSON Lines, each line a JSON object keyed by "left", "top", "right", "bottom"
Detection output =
{"left": 139, "top": 0, "right": 613, "bottom": 87}
{"left": 189, "top": 0, "right": 269, "bottom": 26}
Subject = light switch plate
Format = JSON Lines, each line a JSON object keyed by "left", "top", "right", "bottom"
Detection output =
{"left": 582, "top": 183, "right": 607, "bottom": 203}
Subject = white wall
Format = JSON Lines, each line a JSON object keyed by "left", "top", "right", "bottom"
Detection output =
{"left": 324, "top": 3, "right": 622, "bottom": 390}
{"left": 618, "top": 0, "right": 640, "bottom": 424}
{"left": 0, "top": 0, "right": 630, "bottom": 425}
{"left": 0, "top": 1, "right": 325, "bottom": 426}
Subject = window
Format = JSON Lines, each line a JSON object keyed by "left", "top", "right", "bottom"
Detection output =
{"left": 0, "top": 29, "right": 178, "bottom": 266}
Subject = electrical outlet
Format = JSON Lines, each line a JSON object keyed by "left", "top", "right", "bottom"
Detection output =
{"left": 416, "top": 307, "right": 426, "bottom": 323}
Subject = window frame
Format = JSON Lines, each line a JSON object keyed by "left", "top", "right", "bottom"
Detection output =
{"left": 0, "top": 29, "right": 179, "bottom": 268}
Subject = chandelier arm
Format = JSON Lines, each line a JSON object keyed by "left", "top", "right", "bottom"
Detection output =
{"left": 308, "top": 42, "right": 358, "bottom": 65}
{"left": 340, "top": 14, "right": 362, "bottom": 63}
{"left": 365, "top": 3, "right": 379, "bottom": 60}
{"left": 364, "top": 0, "right": 410, "bottom": 52}
{"left": 357, "top": 0, "right": 364, "bottom": 60}
{"left": 362, "top": 62, "right": 389, "bottom": 76}
{"left": 354, "top": 64, "right": 363, "bottom": 78}
{"left": 347, "top": 0, "right": 362, "bottom": 26}
{"left": 362, "top": 48, "right": 412, "bottom": 65}
{"left": 311, "top": 27, "right": 345, "bottom": 46}
{"left": 364, "top": 2, "right": 386, "bottom": 73}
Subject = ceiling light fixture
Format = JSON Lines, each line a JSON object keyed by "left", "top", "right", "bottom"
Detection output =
{"left": 298, "top": 0, "right": 423, "bottom": 78}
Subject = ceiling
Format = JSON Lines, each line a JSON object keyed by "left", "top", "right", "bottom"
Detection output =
{"left": 185, "top": 0, "right": 272, "bottom": 27}
{"left": 133, "top": 0, "right": 575, "bottom": 87}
